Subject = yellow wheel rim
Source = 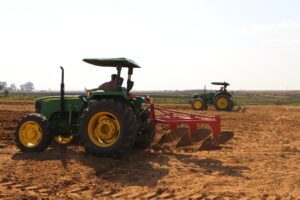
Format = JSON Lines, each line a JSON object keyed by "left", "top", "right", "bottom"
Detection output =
{"left": 88, "top": 112, "right": 120, "bottom": 147}
{"left": 217, "top": 97, "right": 228, "bottom": 109}
{"left": 55, "top": 135, "right": 73, "bottom": 144}
{"left": 19, "top": 121, "right": 42, "bottom": 148}
{"left": 193, "top": 100, "right": 202, "bottom": 109}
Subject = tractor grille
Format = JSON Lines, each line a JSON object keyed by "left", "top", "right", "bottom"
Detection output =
{"left": 35, "top": 101, "right": 42, "bottom": 113}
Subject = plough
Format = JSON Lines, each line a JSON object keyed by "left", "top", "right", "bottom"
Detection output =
{"left": 149, "top": 104, "right": 222, "bottom": 149}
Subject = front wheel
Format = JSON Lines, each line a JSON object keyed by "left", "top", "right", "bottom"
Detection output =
{"left": 15, "top": 113, "right": 51, "bottom": 152}
{"left": 213, "top": 95, "right": 234, "bottom": 111}
{"left": 192, "top": 98, "right": 206, "bottom": 110}
{"left": 79, "top": 99, "right": 137, "bottom": 157}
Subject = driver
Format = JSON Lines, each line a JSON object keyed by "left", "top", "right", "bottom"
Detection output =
{"left": 88, "top": 74, "right": 118, "bottom": 92}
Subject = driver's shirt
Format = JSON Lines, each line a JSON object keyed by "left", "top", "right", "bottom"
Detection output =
{"left": 97, "top": 81, "right": 118, "bottom": 91}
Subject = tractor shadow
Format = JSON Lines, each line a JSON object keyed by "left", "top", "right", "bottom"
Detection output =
{"left": 154, "top": 129, "right": 248, "bottom": 178}
{"left": 11, "top": 130, "right": 237, "bottom": 186}
{"left": 162, "top": 151, "right": 250, "bottom": 179}
{"left": 11, "top": 145, "right": 169, "bottom": 187}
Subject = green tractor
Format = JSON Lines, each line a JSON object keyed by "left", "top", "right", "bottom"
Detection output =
{"left": 14, "top": 58, "right": 156, "bottom": 157}
{"left": 192, "top": 82, "right": 234, "bottom": 111}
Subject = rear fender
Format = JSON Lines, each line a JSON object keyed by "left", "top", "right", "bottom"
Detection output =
{"left": 87, "top": 91, "right": 131, "bottom": 102}
{"left": 87, "top": 91, "right": 151, "bottom": 122}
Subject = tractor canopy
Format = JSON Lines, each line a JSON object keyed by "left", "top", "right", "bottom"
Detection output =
{"left": 83, "top": 58, "right": 141, "bottom": 68}
{"left": 211, "top": 82, "right": 230, "bottom": 87}
{"left": 83, "top": 57, "right": 140, "bottom": 94}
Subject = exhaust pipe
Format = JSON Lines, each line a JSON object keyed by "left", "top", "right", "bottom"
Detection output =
{"left": 60, "top": 66, "right": 65, "bottom": 118}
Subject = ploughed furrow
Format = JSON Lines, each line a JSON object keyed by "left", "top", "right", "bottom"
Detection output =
{"left": 0, "top": 110, "right": 32, "bottom": 145}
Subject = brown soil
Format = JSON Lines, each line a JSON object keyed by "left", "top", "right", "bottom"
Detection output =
{"left": 0, "top": 100, "right": 299, "bottom": 199}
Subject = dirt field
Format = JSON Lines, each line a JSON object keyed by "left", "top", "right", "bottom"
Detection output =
{"left": 0, "top": 100, "right": 299, "bottom": 200}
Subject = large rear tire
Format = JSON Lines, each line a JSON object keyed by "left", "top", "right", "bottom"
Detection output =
{"left": 15, "top": 113, "right": 51, "bottom": 152}
{"left": 79, "top": 99, "right": 137, "bottom": 157}
{"left": 213, "top": 95, "right": 234, "bottom": 111}
{"left": 192, "top": 98, "right": 206, "bottom": 110}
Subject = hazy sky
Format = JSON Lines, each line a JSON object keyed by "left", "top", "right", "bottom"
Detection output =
{"left": 1, "top": 0, "right": 300, "bottom": 91}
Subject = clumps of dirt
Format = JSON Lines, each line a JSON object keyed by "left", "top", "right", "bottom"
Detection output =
{"left": 190, "top": 129, "right": 211, "bottom": 142}
{"left": 218, "top": 131, "right": 234, "bottom": 144}
{"left": 198, "top": 131, "right": 235, "bottom": 151}
{"left": 233, "top": 105, "right": 248, "bottom": 112}
{"left": 176, "top": 133, "right": 193, "bottom": 147}
{"left": 153, "top": 126, "right": 235, "bottom": 152}
{"left": 176, "top": 128, "right": 215, "bottom": 148}
{"left": 198, "top": 137, "right": 222, "bottom": 151}
{"left": 0, "top": 110, "right": 31, "bottom": 145}
{"left": 157, "top": 133, "right": 173, "bottom": 144}
{"left": 156, "top": 127, "right": 189, "bottom": 146}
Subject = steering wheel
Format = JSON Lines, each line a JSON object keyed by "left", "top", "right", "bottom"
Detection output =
{"left": 79, "top": 95, "right": 88, "bottom": 104}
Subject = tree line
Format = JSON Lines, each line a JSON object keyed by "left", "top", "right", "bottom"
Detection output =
{"left": 0, "top": 81, "right": 35, "bottom": 91}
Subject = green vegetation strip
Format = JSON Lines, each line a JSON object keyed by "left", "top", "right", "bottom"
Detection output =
{"left": 0, "top": 95, "right": 43, "bottom": 100}
{"left": 1, "top": 94, "right": 300, "bottom": 105}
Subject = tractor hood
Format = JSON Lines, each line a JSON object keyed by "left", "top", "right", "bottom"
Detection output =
{"left": 83, "top": 58, "right": 141, "bottom": 68}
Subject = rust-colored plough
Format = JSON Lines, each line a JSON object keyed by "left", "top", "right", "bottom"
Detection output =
{"left": 149, "top": 104, "right": 222, "bottom": 149}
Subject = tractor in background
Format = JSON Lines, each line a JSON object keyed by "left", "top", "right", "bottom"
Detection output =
{"left": 192, "top": 82, "right": 234, "bottom": 111}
